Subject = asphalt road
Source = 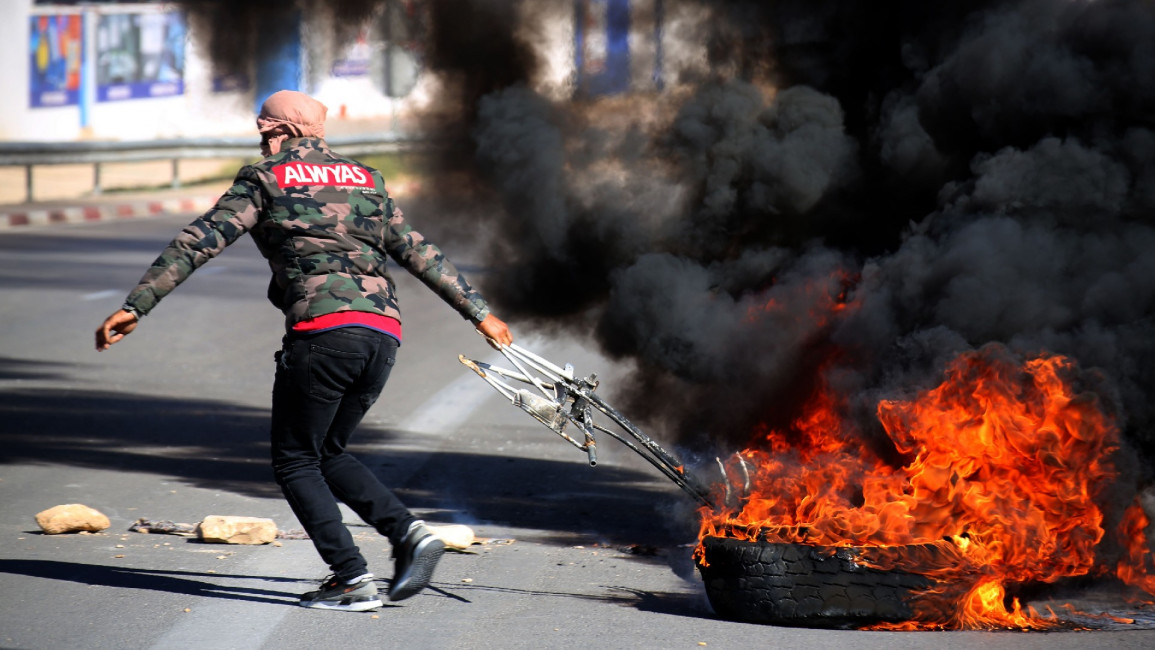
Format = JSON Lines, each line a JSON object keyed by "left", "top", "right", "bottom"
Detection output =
{"left": 1, "top": 211, "right": 1153, "bottom": 649}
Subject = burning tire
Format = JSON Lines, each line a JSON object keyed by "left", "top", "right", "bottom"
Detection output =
{"left": 696, "top": 536, "right": 934, "bottom": 629}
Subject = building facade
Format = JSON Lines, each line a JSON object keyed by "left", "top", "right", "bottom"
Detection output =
{"left": 3, "top": 0, "right": 675, "bottom": 142}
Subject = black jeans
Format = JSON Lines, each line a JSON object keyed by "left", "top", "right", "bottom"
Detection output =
{"left": 270, "top": 327, "right": 415, "bottom": 582}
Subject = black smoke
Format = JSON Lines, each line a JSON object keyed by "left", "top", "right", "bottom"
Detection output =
{"left": 465, "top": 0, "right": 1155, "bottom": 480}
{"left": 177, "top": 1, "right": 1155, "bottom": 481}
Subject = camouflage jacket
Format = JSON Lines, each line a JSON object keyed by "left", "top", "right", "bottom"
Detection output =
{"left": 123, "top": 137, "right": 490, "bottom": 330}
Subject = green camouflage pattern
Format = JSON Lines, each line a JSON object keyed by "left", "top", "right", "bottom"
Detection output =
{"left": 123, "top": 137, "right": 490, "bottom": 329}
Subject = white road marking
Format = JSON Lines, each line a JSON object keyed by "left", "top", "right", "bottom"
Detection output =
{"left": 399, "top": 353, "right": 507, "bottom": 433}
{"left": 397, "top": 334, "right": 552, "bottom": 434}
{"left": 147, "top": 546, "right": 302, "bottom": 650}
{"left": 149, "top": 350, "right": 509, "bottom": 650}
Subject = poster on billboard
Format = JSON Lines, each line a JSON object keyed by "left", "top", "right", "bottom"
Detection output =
{"left": 96, "top": 11, "right": 186, "bottom": 102}
{"left": 29, "top": 14, "right": 83, "bottom": 108}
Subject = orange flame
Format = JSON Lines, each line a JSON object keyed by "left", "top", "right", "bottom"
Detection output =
{"left": 698, "top": 344, "right": 1154, "bottom": 629}
{"left": 1117, "top": 500, "right": 1155, "bottom": 597}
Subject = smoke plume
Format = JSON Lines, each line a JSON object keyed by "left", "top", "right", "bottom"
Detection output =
{"left": 178, "top": 1, "right": 1155, "bottom": 481}
{"left": 465, "top": 0, "right": 1155, "bottom": 480}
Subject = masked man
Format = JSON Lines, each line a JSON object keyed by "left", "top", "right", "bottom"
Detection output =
{"left": 96, "top": 90, "right": 513, "bottom": 612}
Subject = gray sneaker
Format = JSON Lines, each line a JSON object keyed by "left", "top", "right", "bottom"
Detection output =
{"left": 388, "top": 521, "right": 445, "bottom": 601}
{"left": 299, "top": 573, "right": 382, "bottom": 612}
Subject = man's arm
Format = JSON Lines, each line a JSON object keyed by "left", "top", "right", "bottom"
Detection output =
{"left": 94, "top": 169, "right": 264, "bottom": 350}
{"left": 382, "top": 199, "right": 489, "bottom": 321}
{"left": 381, "top": 199, "right": 513, "bottom": 347}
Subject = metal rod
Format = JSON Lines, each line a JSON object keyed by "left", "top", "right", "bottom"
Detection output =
{"left": 500, "top": 347, "right": 566, "bottom": 385}
{"left": 471, "top": 358, "right": 554, "bottom": 389}
{"left": 592, "top": 422, "right": 711, "bottom": 506}
{"left": 459, "top": 345, "right": 716, "bottom": 508}
{"left": 508, "top": 343, "right": 572, "bottom": 380}
{"left": 716, "top": 457, "right": 732, "bottom": 506}
{"left": 737, "top": 452, "right": 751, "bottom": 493}
{"left": 499, "top": 346, "right": 556, "bottom": 400}
{"left": 588, "top": 398, "right": 713, "bottom": 506}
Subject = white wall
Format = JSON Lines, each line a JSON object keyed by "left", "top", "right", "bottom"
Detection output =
{"left": 0, "top": 0, "right": 405, "bottom": 142}
{"left": 0, "top": 0, "right": 699, "bottom": 143}
{"left": 180, "top": 15, "right": 257, "bottom": 139}
{"left": 1, "top": 0, "right": 254, "bottom": 141}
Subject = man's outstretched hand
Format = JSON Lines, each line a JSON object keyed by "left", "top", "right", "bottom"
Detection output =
{"left": 96, "top": 309, "right": 139, "bottom": 351}
{"left": 476, "top": 313, "right": 514, "bottom": 349}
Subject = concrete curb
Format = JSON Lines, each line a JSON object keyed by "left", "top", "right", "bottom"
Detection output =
{"left": 0, "top": 195, "right": 219, "bottom": 230}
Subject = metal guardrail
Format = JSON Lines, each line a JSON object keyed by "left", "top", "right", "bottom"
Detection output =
{"left": 0, "top": 133, "right": 429, "bottom": 203}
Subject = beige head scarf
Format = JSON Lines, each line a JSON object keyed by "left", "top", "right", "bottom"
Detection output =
{"left": 257, "top": 90, "right": 328, "bottom": 156}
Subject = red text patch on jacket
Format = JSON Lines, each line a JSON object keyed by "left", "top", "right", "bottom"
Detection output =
{"left": 274, "top": 162, "right": 374, "bottom": 188}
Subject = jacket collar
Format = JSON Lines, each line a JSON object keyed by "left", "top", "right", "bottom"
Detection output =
{"left": 281, "top": 137, "right": 330, "bottom": 154}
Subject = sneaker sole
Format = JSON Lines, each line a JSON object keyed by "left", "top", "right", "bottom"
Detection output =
{"left": 299, "top": 597, "right": 383, "bottom": 612}
{"left": 389, "top": 537, "right": 446, "bottom": 601}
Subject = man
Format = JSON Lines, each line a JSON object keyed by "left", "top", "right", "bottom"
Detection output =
{"left": 95, "top": 90, "right": 513, "bottom": 612}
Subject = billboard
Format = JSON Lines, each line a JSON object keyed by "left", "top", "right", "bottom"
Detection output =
{"left": 96, "top": 11, "right": 186, "bottom": 102}
{"left": 29, "top": 14, "right": 83, "bottom": 108}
